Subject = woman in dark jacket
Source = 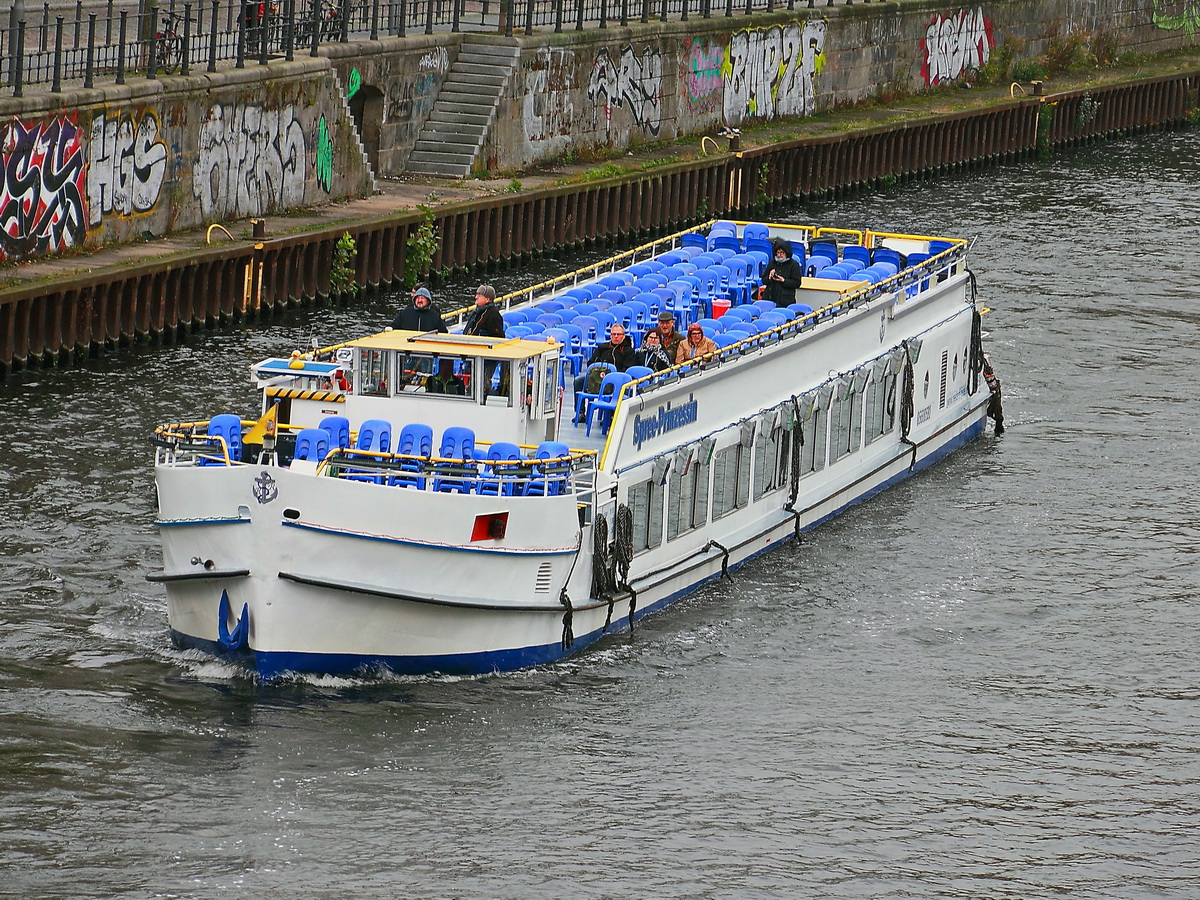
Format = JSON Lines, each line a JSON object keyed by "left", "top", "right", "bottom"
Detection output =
{"left": 761, "top": 238, "right": 804, "bottom": 307}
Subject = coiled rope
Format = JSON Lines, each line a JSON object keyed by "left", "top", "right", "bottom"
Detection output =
{"left": 782, "top": 394, "right": 804, "bottom": 540}
{"left": 899, "top": 342, "right": 918, "bottom": 471}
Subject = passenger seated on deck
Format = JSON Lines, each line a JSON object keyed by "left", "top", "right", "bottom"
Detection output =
{"left": 573, "top": 324, "right": 636, "bottom": 393}
{"left": 676, "top": 323, "right": 718, "bottom": 365}
{"left": 634, "top": 329, "right": 674, "bottom": 372}
{"left": 426, "top": 359, "right": 465, "bottom": 395}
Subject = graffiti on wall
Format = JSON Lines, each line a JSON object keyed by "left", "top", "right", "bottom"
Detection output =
{"left": 921, "top": 8, "right": 994, "bottom": 86}
{"left": 0, "top": 116, "right": 88, "bottom": 260}
{"left": 683, "top": 38, "right": 724, "bottom": 115}
{"left": 588, "top": 44, "right": 664, "bottom": 136}
{"left": 723, "top": 21, "right": 827, "bottom": 124}
{"left": 316, "top": 114, "right": 333, "bottom": 192}
{"left": 1152, "top": 0, "right": 1200, "bottom": 35}
{"left": 87, "top": 109, "right": 169, "bottom": 226}
{"left": 524, "top": 48, "right": 577, "bottom": 154}
{"left": 193, "top": 103, "right": 307, "bottom": 219}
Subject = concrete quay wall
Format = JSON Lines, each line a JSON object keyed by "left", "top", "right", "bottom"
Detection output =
{"left": 0, "top": 0, "right": 1196, "bottom": 269}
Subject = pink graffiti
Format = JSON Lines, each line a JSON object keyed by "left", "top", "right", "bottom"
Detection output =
{"left": 0, "top": 115, "right": 88, "bottom": 261}
{"left": 685, "top": 38, "right": 723, "bottom": 102}
{"left": 921, "top": 7, "right": 994, "bottom": 86}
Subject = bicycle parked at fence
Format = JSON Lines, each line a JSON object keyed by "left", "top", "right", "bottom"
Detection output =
{"left": 152, "top": 9, "right": 188, "bottom": 73}
{"left": 295, "top": 0, "right": 364, "bottom": 47}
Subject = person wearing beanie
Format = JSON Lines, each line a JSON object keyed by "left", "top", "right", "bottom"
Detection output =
{"left": 390, "top": 284, "right": 448, "bottom": 333}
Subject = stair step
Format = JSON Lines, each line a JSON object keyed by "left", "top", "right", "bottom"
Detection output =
{"left": 445, "top": 66, "right": 507, "bottom": 85}
{"left": 439, "top": 87, "right": 500, "bottom": 104}
{"left": 458, "top": 44, "right": 519, "bottom": 60}
{"left": 410, "top": 149, "right": 476, "bottom": 166}
{"left": 422, "top": 121, "right": 486, "bottom": 138}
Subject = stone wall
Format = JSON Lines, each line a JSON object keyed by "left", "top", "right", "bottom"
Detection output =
{"left": 0, "top": 58, "right": 375, "bottom": 263}
{"left": 484, "top": 0, "right": 1198, "bottom": 170}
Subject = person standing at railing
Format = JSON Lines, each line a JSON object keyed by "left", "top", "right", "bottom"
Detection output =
{"left": 760, "top": 238, "right": 804, "bottom": 307}
{"left": 390, "top": 285, "right": 448, "bottom": 333}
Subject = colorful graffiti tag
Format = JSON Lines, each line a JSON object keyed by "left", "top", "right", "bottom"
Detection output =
{"left": 0, "top": 116, "right": 88, "bottom": 260}
{"left": 723, "top": 21, "right": 827, "bottom": 124}
{"left": 316, "top": 114, "right": 333, "bottom": 192}
{"left": 588, "top": 44, "right": 664, "bottom": 136}
{"left": 192, "top": 103, "right": 307, "bottom": 219}
{"left": 1152, "top": 0, "right": 1200, "bottom": 35}
{"left": 921, "top": 7, "right": 994, "bottom": 86}
{"left": 87, "top": 109, "right": 169, "bottom": 227}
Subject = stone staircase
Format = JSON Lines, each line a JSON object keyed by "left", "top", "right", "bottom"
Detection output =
{"left": 406, "top": 38, "right": 519, "bottom": 178}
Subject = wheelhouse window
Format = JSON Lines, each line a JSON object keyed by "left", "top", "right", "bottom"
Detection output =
{"left": 628, "top": 478, "right": 665, "bottom": 554}
{"left": 395, "top": 353, "right": 475, "bottom": 400}
{"left": 358, "top": 348, "right": 390, "bottom": 396}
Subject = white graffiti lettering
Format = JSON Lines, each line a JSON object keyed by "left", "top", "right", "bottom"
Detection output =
{"left": 723, "top": 21, "right": 827, "bottom": 125}
{"left": 193, "top": 103, "right": 307, "bottom": 219}
{"left": 418, "top": 47, "right": 449, "bottom": 72}
{"left": 87, "top": 110, "right": 168, "bottom": 226}
{"left": 588, "top": 44, "right": 663, "bottom": 136}
{"left": 524, "top": 48, "right": 576, "bottom": 154}
{"left": 923, "top": 7, "right": 993, "bottom": 86}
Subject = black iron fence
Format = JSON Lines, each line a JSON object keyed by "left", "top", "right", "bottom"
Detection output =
{"left": 2, "top": 0, "right": 858, "bottom": 95}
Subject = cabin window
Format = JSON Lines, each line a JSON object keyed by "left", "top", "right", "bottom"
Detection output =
{"left": 829, "top": 384, "right": 860, "bottom": 463}
{"left": 864, "top": 378, "right": 883, "bottom": 444}
{"left": 542, "top": 356, "right": 559, "bottom": 416}
{"left": 712, "top": 443, "right": 748, "bottom": 519}
{"left": 358, "top": 349, "right": 391, "bottom": 396}
{"left": 628, "top": 478, "right": 664, "bottom": 554}
{"left": 800, "top": 408, "right": 827, "bottom": 475}
{"left": 667, "top": 455, "right": 710, "bottom": 540}
{"left": 753, "top": 424, "right": 790, "bottom": 499}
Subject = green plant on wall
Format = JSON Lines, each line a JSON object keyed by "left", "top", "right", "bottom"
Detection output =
{"left": 404, "top": 206, "right": 440, "bottom": 289}
{"left": 755, "top": 162, "right": 771, "bottom": 213}
{"left": 1037, "top": 102, "right": 1056, "bottom": 159}
{"left": 330, "top": 232, "right": 357, "bottom": 295}
{"left": 1076, "top": 93, "right": 1101, "bottom": 131}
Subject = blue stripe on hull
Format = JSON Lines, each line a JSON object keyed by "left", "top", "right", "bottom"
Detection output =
{"left": 171, "top": 415, "right": 988, "bottom": 681}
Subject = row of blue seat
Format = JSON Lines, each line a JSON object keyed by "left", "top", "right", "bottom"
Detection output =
{"left": 295, "top": 417, "right": 573, "bottom": 496}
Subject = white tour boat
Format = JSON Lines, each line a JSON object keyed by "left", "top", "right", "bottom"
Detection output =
{"left": 149, "top": 220, "right": 1004, "bottom": 680}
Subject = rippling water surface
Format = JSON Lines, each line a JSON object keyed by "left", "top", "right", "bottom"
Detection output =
{"left": 2, "top": 131, "right": 1198, "bottom": 899}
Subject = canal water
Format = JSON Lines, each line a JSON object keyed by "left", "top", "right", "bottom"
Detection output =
{"left": 2, "top": 129, "right": 1198, "bottom": 899}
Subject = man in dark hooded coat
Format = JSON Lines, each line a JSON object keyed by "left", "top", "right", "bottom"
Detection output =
{"left": 761, "top": 238, "right": 804, "bottom": 307}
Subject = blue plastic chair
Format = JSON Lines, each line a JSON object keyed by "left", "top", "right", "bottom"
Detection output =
{"left": 318, "top": 415, "right": 351, "bottom": 451}
{"left": 710, "top": 234, "right": 742, "bottom": 253}
{"left": 805, "top": 256, "right": 831, "bottom": 277}
{"left": 522, "top": 321, "right": 547, "bottom": 335}
{"left": 597, "top": 290, "right": 627, "bottom": 306}
{"left": 634, "top": 275, "right": 667, "bottom": 292}
{"left": 752, "top": 299, "right": 777, "bottom": 315}
{"left": 591, "top": 310, "right": 617, "bottom": 337}
{"left": 572, "top": 315, "right": 600, "bottom": 350}
{"left": 525, "top": 442, "right": 572, "bottom": 497}
{"left": 574, "top": 362, "right": 616, "bottom": 424}
{"left": 681, "top": 233, "right": 708, "bottom": 250}
{"left": 585, "top": 372, "right": 634, "bottom": 436}
{"left": 502, "top": 310, "right": 530, "bottom": 327}
{"left": 656, "top": 251, "right": 689, "bottom": 266}
{"left": 599, "top": 272, "right": 632, "bottom": 289}
{"left": 388, "top": 422, "right": 433, "bottom": 489}
{"left": 788, "top": 303, "right": 814, "bottom": 317}
{"left": 478, "top": 442, "right": 523, "bottom": 497}
{"left": 640, "top": 259, "right": 666, "bottom": 273}
{"left": 535, "top": 312, "right": 564, "bottom": 329}
{"left": 573, "top": 302, "right": 599, "bottom": 318}
{"left": 873, "top": 247, "right": 904, "bottom": 269}
{"left": 928, "top": 240, "right": 955, "bottom": 257}
{"left": 713, "top": 332, "right": 742, "bottom": 349}
{"left": 811, "top": 242, "right": 839, "bottom": 263}
{"left": 695, "top": 317, "right": 724, "bottom": 334}
{"left": 506, "top": 324, "right": 534, "bottom": 339}
{"left": 202, "top": 414, "right": 243, "bottom": 465}
{"left": 535, "top": 299, "right": 565, "bottom": 314}
{"left": 743, "top": 222, "right": 770, "bottom": 243}
{"left": 349, "top": 419, "right": 391, "bottom": 483}
{"left": 627, "top": 263, "right": 655, "bottom": 277}
{"left": 433, "top": 426, "right": 477, "bottom": 493}
{"left": 744, "top": 238, "right": 773, "bottom": 260}
{"left": 294, "top": 428, "right": 329, "bottom": 463}
{"left": 843, "top": 245, "right": 871, "bottom": 267}
{"left": 556, "top": 307, "right": 580, "bottom": 323}
{"left": 625, "top": 365, "right": 654, "bottom": 383}
{"left": 724, "top": 305, "right": 757, "bottom": 322}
